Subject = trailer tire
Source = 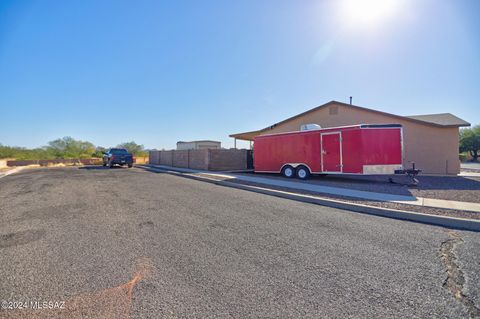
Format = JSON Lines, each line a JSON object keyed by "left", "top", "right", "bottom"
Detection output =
{"left": 281, "top": 165, "right": 295, "bottom": 178}
{"left": 296, "top": 166, "right": 310, "bottom": 180}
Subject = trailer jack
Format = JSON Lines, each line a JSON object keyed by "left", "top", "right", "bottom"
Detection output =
{"left": 391, "top": 163, "right": 422, "bottom": 187}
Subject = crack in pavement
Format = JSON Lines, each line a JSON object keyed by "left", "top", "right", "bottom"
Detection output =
{"left": 440, "top": 231, "right": 480, "bottom": 318}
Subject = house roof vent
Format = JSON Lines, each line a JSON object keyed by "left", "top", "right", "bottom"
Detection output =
{"left": 300, "top": 124, "right": 322, "bottom": 131}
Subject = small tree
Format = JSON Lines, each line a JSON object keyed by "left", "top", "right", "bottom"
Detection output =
{"left": 459, "top": 125, "right": 480, "bottom": 162}
{"left": 117, "top": 141, "right": 147, "bottom": 156}
{"left": 92, "top": 146, "right": 107, "bottom": 158}
{"left": 47, "top": 137, "right": 96, "bottom": 159}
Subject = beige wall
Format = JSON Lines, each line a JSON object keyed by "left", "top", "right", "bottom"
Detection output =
{"left": 149, "top": 149, "right": 248, "bottom": 171}
{"left": 188, "top": 149, "right": 209, "bottom": 170}
{"left": 177, "top": 141, "right": 221, "bottom": 150}
{"left": 208, "top": 149, "right": 248, "bottom": 171}
{"left": 263, "top": 103, "right": 460, "bottom": 175}
{"left": 148, "top": 151, "right": 159, "bottom": 164}
{"left": 160, "top": 151, "right": 174, "bottom": 166}
{"left": 134, "top": 156, "right": 149, "bottom": 164}
{"left": 173, "top": 150, "right": 189, "bottom": 168}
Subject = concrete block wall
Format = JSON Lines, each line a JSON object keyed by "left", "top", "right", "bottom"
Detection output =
{"left": 208, "top": 149, "right": 247, "bottom": 171}
{"left": 188, "top": 149, "right": 209, "bottom": 170}
{"left": 160, "top": 151, "right": 173, "bottom": 166}
{"left": 5, "top": 158, "right": 102, "bottom": 167}
{"left": 149, "top": 151, "right": 160, "bottom": 165}
{"left": 149, "top": 149, "right": 248, "bottom": 171}
{"left": 172, "top": 150, "right": 189, "bottom": 168}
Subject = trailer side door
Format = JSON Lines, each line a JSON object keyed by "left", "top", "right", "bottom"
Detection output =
{"left": 321, "top": 132, "right": 342, "bottom": 172}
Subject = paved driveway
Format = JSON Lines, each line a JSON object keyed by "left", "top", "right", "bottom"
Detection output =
{"left": 0, "top": 167, "right": 479, "bottom": 318}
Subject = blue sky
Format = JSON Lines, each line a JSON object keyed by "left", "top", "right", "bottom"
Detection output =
{"left": 1, "top": 0, "right": 479, "bottom": 149}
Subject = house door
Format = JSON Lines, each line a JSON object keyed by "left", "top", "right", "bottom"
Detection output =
{"left": 321, "top": 132, "right": 342, "bottom": 172}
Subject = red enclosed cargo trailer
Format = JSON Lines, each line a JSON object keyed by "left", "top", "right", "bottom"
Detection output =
{"left": 254, "top": 124, "right": 405, "bottom": 179}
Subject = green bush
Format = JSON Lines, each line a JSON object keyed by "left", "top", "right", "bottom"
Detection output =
{"left": 116, "top": 141, "right": 147, "bottom": 156}
{"left": 0, "top": 138, "right": 148, "bottom": 160}
{"left": 460, "top": 125, "right": 480, "bottom": 162}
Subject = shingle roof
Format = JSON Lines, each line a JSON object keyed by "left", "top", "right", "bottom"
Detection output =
{"left": 229, "top": 100, "right": 471, "bottom": 140}
{"left": 177, "top": 140, "right": 221, "bottom": 144}
{"left": 405, "top": 113, "right": 470, "bottom": 127}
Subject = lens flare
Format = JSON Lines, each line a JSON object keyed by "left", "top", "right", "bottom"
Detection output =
{"left": 341, "top": 0, "right": 401, "bottom": 28}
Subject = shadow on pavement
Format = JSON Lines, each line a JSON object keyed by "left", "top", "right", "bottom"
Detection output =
{"left": 78, "top": 165, "right": 127, "bottom": 170}
{"left": 135, "top": 166, "right": 169, "bottom": 174}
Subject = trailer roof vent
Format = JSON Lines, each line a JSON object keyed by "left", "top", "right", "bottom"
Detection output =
{"left": 300, "top": 124, "right": 322, "bottom": 131}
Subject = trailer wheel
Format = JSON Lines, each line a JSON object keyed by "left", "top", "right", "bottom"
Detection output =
{"left": 296, "top": 166, "right": 310, "bottom": 180}
{"left": 281, "top": 165, "right": 295, "bottom": 178}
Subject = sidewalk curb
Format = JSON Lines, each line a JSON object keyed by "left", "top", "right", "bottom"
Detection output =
{"left": 139, "top": 165, "right": 480, "bottom": 232}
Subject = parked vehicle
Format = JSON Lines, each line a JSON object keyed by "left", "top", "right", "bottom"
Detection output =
{"left": 254, "top": 124, "right": 406, "bottom": 180}
{"left": 102, "top": 148, "right": 134, "bottom": 168}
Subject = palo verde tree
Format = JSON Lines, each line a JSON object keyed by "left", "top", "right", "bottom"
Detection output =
{"left": 92, "top": 146, "right": 107, "bottom": 158}
{"left": 459, "top": 125, "right": 480, "bottom": 162}
{"left": 117, "top": 141, "right": 148, "bottom": 156}
{"left": 0, "top": 144, "right": 54, "bottom": 160}
{"left": 47, "top": 136, "right": 96, "bottom": 159}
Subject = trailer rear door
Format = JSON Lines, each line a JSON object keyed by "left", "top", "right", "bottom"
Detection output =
{"left": 321, "top": 132, "right": 342, "bottom": 172}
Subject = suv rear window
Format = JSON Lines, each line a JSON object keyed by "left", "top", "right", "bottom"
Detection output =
{"left": 110, "top": 149, "right": 129, "bottom": 155}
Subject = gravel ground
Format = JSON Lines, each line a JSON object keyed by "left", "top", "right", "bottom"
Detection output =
{"left": 235, "top": 172, "right": 480, "bottom": 203}
{"left": 189, "top": 175, "right": 480, "bottom": 221}
{"left": 462, "top": 168, "right": 480, "bottom": 173}
{"left": 461, "top": 162, "right": 480, "bottom": 170}
{"left": 227, "top": 179, "right": 480, "bottom": 220}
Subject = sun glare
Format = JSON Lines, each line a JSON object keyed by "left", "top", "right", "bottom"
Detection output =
{"left": 341, "top": 0, "right": 401, "bottom": 28}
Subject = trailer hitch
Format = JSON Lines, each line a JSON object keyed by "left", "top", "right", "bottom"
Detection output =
{"left": 391, "top": 162, "right": 422, "bottom": 187}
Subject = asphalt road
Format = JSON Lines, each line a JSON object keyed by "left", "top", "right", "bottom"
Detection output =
{"left": 0, "top": 166, "right": 479, "bottom": 318}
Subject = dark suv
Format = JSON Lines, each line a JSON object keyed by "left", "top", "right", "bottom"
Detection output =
{"left": 102, "top": 148, "right": 134, "bottom": 168}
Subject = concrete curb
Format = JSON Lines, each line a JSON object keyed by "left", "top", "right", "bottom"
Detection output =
{"left": 139, "top": 165, "right": 480, "bottom": 232}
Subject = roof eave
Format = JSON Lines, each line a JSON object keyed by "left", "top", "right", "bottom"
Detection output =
{"left": 229, "top": 100, "right": 471, "bottom": 138}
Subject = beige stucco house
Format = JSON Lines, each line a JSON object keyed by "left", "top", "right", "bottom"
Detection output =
{"left": 177, "top": 140, "right": 221, "bottom": 150}
{"left": 230, "top": 101, "right": 470, "bottom": 175}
